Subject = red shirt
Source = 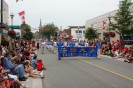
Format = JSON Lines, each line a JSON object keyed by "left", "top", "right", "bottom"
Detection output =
{"left": 37, "top": 62, "right": 43, "bottom": 71}
{"left": 118, "top": 42, "right": 121, "bottom": 47}
{"left": 123, "top": 47, "right": 128, "bottom": 52}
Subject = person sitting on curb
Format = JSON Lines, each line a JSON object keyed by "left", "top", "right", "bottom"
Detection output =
{"left": 30, "top": 55, "right": 38, "bottom": 70}
{"left": 124, "top": 54, "right": 133, "bottom": 63}
{"left": 24, "top": 61, "right": 44, "bottom": 78}
{"left": 37, "top": 59, "right": 46, "bottom": 71}
{"left": 0, "top": 64, "right": 27, "bottom": 88}
{"left": 0, "top": 77, "right": 10, "bottom": 88}
{"left": 2, "top": 52, "right": 27, "bottom": 81}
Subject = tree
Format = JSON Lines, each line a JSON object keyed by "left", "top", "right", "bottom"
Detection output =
{"left": 21, "top": 24, "right": 34, "bottom": 41}
{"left": 22, "top": 32, "right": 34, "bottom": 41}
{"left": 40, "top": 23, "right": 58, "bottom": 40}
{"left": 109, "top": 0, "right": 133, "bottom": 40}
{"left": 85, "top": 27, "right": 98, "bottom": 41}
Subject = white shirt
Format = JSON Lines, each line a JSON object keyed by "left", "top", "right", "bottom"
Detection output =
{"left": 115, "top": 51, "right": 119, "bottom": 56}
{"left": 54, "top": 42, "right": 57, "bottom": 46}
{"left": 42, "top": 42, "right": 45, "bottom": 46}
{"left": 85, "top": 43, "right": 88, "bottom": 47}
{"left": 64, "top": 42, "right": 67, "bottom": 46}
{"left": 75, "top": 42, "right": 79, "bottom": 46}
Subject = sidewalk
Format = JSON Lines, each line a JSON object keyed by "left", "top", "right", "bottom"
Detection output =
{"left": 20, "top": 50, "right": 44, "bottom": 88}
{"left": 20, "top": 77, "right": 43, "bottom": 88}
{"left": 100, "top": 55, "right": 124, "bottom": 61}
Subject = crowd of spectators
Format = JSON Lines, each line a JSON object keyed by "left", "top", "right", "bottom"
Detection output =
{"left": 0, "top": 40, "right": 45, "bottom": 88}
{"left": 99, "top": 40, "right": 133, "bottom": 63}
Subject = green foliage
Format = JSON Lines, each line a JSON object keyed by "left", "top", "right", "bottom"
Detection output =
{"left": 40, "top": 23, "right": 58, "bottom": 39}
{"left": 21, "top": 24, "right": 33, "bottom": 41}
{"left": 85, "top": 27, "right": 98, "bottom": 40}
{"left": 22, "top": 31, "right": 33, "bottom": 41}
{"left": 21, "top": 24, "right": 31, "bottom": 32}
{"left": 109, "top": 0, "right": 133, "bottom": 38}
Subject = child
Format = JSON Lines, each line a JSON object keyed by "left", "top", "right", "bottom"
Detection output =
{"left": 24, "top": 61, "right": 44, "bottom": 78}
{"left": 37, "top": 59, "right": 46, "bottom": 71}
{"left": 30, "top": 55, "right": 38, "bottom": 70}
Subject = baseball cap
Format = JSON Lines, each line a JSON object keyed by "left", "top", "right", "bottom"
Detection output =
{"left": 16, "top": 48, "right": 20, "bottom": 51}
{"left": 33, "top": 55, "right": 37, "bottom": 59}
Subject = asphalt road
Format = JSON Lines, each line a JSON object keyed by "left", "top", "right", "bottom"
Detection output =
{"left": 37, "top": 48, "right": 133, "bottom": 88}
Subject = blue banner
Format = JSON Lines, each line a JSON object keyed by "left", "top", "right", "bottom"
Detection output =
{"left": 58, "top": 46, "right": 98, "bottom": 57}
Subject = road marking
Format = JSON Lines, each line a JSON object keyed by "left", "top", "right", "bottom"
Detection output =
{"left": 77, "top": 58, "right": 133, "bottom": 82}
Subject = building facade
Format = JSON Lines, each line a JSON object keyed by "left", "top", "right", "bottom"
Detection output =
{"left": 85, "top": 10, "right": 119, "bottom": 42}
{"left": 68, "top": 26, "right": 85, "bottom": 41}
{"left": 85, "top": 3, "right": 133, "bottom": 42}
{"left": 0, "top": 0, "right": 9, "bottom": 43}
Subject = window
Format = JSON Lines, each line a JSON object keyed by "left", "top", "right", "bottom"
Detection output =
{"left": 75, "top": 30, "right": 78, "bottom": 33}
{"left": 83, "top": 31, "right": 85, "bottom": 34}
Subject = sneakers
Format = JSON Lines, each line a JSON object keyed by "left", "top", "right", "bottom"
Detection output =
{"left": 98, "top": 57, "right": 100, "bottom": 59}
{"left": 40, "top": 71, "right": 44, "bottom": 78}
{"left": 43, "top": 68, "right": 46, "bottom": 70}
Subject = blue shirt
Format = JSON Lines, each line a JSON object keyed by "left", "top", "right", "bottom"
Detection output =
{"left": 30, "top": 59, "right": 37, "bottom": 70}
{"left": 3, "top": 57, "right": 15, "bottom": 70}
{"left": 96, "top": 43, "right": 101, "bottom": 49}
{"left": 80, "top": 42, "right": 85, "bottom": 46}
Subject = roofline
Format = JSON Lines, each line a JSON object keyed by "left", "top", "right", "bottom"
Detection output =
{"left": 68, "top": 26, "right": 85, "bottom": 28}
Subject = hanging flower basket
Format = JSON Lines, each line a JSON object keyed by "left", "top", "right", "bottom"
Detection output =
{"left": 108, "top": 32, "right": 116, "bottom": 38}
{"left": 8, "top": 30, "right": 16, "bottom": 38}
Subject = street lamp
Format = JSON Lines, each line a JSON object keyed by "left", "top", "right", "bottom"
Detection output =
{"left": 10, "top": 13, "right": 14, "bottom": 30}
{"left": 107, "top": 15, "right": 112, "bottom": 31}
{"left": 78, "top": 26, "right": 79, "bottom": 42}
{"left": 107, "top": 15, "right": 111, "bottom": 23}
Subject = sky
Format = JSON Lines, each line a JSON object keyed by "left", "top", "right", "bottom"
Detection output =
{"left": 5, "top": 0, "right": 120, "bottom": 32}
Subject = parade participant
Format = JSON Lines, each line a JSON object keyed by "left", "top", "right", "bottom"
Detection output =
{"left": 79, "top": 41, "right": 85, "bottom": 47}
{"left": 96, "top": 42, "right": 102, "bottom": 59}
{"left": 85, "top": 41, "right": 89, "bottom": 47}
{"left": 75, "top": 41, "right": 79, "bottom": 47}
{"left": 64, "top": 41, "right": 68, "bottom": 46}
{"left": 41, "top": 41, "right": 45, "bottom": 54}
{"left": 53, "top": 41, "right": 57, "bottom": 53}
{"left": 68, "top": 41, "right": 75, "bottom": 47}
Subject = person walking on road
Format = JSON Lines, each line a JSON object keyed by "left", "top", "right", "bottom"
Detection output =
{"left": 41, "top": 41, "right": 45, "bottom": 54}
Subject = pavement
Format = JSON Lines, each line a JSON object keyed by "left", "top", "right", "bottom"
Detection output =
{"left": 100, "top": 55, "right": 125, "bottom": 61}
{"left": 40, "top": 48, "right": 133, "bottom": 88}
{"left": 20, "top": 48, "right": 132, "bottom": 88}
{"left": 20, "top": 77, "right": 43, "bottom": 88}
{"left": 20, "top": 50, "right": 44, "bottom": 88}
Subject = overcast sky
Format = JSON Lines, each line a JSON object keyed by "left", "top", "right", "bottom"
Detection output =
{"left": 5, "top": 0, "right": 120, "bottom": 31}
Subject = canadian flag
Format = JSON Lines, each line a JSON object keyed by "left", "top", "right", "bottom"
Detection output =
{"left": 102, "top": 20, "right": 106, "bottom": 29}
{"left": 18, "top": 11, "right": 25, "bottom": 24}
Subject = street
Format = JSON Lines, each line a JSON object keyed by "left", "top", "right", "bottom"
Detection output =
{"left": 38, "top": 49, "right": 133, "bottom": 88}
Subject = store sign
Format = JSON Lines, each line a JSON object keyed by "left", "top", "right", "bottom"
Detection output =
{"left": 3, "top": 29, "right": 7, "bottom": 33}
{"left": 77, "top": 33, "right": 82, "bottom": 38}
{"left": 2, "top": 1, "right": 8, "bottom": 25}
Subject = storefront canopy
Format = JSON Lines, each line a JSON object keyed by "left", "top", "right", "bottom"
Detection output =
{"left": 8, "top": 25, "right": 20, "bottom": 29}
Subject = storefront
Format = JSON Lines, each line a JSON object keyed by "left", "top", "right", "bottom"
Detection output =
{"left": 0, "top": 0, "right": 9, "bottom": 44}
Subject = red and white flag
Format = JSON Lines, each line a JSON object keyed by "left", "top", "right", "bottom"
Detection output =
{"left": 102, "top": 20, "right": 106, "bottom": 29}
{"left": 18, "top": 11, "right": 25, "bottom": 24}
